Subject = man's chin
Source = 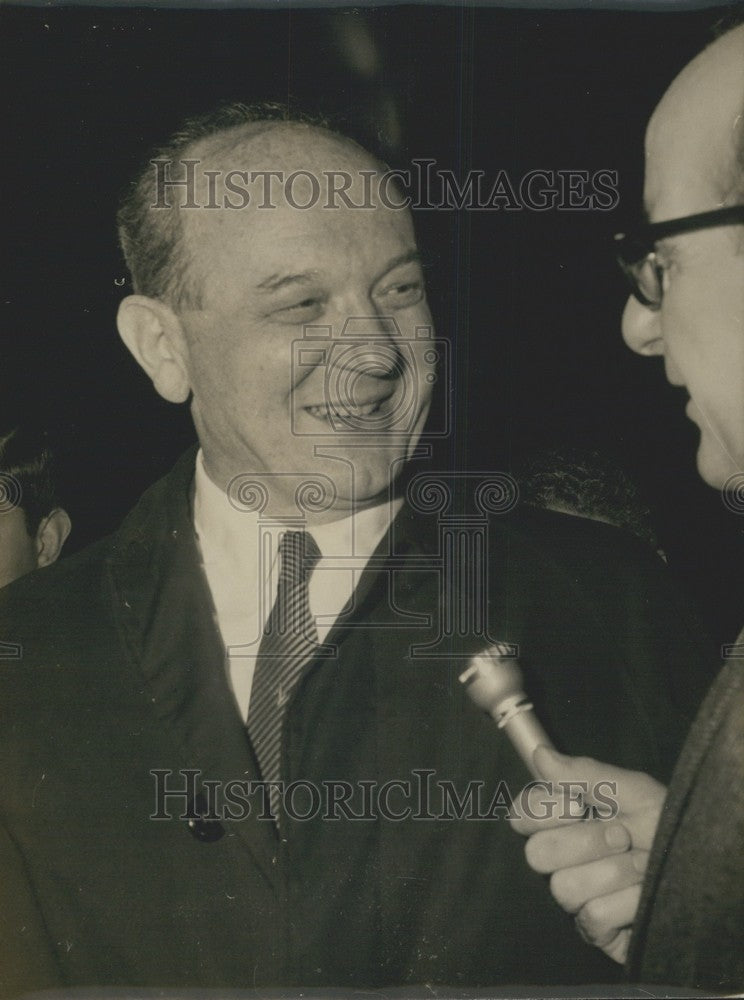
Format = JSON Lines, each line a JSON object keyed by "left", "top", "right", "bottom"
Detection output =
{"left": 695, "top": 440, "right": 740, "bottom": 491}
{"left": 331, "top": 470, "right": 403, "bottom": 510}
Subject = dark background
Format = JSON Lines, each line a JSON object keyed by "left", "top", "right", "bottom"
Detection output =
{"left": 2, "top": 2, "right": 743, "bottom": 643}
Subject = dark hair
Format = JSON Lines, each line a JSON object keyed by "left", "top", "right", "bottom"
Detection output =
{"left": 0, "top": 426, "right": 62, "bottom": 536}
{"left": 517, "top": 448, "right": 660, "bottom": 552}
{"left": 116, "top": 101, "right": 355, "bottom": 309}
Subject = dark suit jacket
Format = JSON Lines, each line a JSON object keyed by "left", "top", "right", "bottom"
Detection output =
{"left": 627, "top": 628, "right": 744, "bottom": 993}
{"left": 0, "top": 449, "right": 715, "bottom": 997}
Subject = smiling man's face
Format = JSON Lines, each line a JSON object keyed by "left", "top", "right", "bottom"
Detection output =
{"left": 621, "top": 26, "right": 744, "bottom": 488}
{"left": 174, "top": 127, "right": 436, "bottom": 519}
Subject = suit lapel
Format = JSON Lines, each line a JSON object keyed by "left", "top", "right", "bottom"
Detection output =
{"left": 309, "top": 482, "right": 522, "bottom": 674}
{"left": 107, "top": 448, "right": 278, "bottom": 879}
{"left": 316, "top": 496, "right": 439, "bottom": 657}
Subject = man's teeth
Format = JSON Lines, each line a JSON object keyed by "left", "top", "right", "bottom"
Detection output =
{"left": 305, "top": 401, "right": 382, "bottom": 419}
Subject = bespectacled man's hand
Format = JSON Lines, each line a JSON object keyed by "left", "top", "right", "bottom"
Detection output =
{"left": 509, "top": 746, "right": 666, "bottom": 964}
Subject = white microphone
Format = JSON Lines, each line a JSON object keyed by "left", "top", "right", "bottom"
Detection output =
{"left": 459, "top": 645, "right": 555, "bottom": 779}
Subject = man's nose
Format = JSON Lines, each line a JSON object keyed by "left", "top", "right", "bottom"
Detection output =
{"left": 621, "top": 296, "right": 664, "bottom": 357}
{"left": 338, "top": 308, "right": 400, "bottom": 340}
{"left": 334, "top": 314, "right": 403, "bottom": 378}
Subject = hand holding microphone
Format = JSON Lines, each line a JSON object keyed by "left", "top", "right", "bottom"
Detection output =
{"left": 459, "top": 644, "right": 663, "bottom": 965}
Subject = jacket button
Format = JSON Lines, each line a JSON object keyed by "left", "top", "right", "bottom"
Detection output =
{"left": 186, "top": 791, "right": 225, "bottom": 843}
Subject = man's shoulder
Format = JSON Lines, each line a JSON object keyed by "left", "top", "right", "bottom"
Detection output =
{"left": 632, "top": 651, "right": 744, "bottom": 989}
{"left": 494, "top": 503, "right": 716, "bottom": 667}
{"left": 0, "top": 447, "right": 197, "bottom": 655}
{"left": 499, "top": 502, "right": 668, "bottom": 582}
{"left": 399, "top": 488, "right": 692, "bottom": 611}
{"left": 0, "top": 534, "right": 110, "bottom": 631}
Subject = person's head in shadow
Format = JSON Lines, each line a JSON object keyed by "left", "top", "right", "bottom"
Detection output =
{"left": 0, "top": 426, "right": 71, "bottom": 589}
{"left": 517, "top": 446, "right": 664, "bottom": 558}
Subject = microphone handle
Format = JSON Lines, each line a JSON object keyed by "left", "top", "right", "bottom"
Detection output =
{"left": 489, "top": 696, "right": 555, "bottom": 780}
{"left": 458, "top": 653, "right": 556, "bottom": 780}
{"left": 503, "top": 713, "right": 554, "bottom": 780}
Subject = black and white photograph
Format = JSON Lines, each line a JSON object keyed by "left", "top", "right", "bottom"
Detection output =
{"left": 1, "top": 0, "right": 743, "bottom": 996}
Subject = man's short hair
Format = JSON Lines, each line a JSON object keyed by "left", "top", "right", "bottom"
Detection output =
{"left": 0, "top": 426, "right": 62, "bottom": 536}
{"left": 116, "top": 102, "right": 360, "bottom": 310}
{"left": 517, "top": 447, "right": 660, "bottom": 552}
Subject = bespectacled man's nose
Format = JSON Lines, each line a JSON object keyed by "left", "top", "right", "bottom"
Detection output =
{"left": 622, "top": 294, "right": 664, "bottom": 357}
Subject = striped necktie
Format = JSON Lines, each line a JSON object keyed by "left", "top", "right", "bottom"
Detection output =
{"left": 247, "top": 530, "right": 321, "bottom": 819}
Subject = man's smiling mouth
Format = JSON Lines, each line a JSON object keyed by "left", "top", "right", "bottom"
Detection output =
{"left": 303, "top": 393, "right": 394, "bottom": 422}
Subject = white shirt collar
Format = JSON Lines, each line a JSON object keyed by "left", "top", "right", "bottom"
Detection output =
{"left": 193, "top": 448, "right": 400, "bottom": 563}
{"left": 192, "top": 448, "right": 403, "bottom": 719}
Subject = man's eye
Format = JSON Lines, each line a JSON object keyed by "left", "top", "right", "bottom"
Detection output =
{"left": 275, "top": 298, "right": 324, "bottom": 322}
{"left": 375, "top": 280, "right": 424, "bottom": 309}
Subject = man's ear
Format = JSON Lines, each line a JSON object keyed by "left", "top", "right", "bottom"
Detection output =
{"left": 117, "top": 295, "right": 191, "bottom": 404}
{"left": 35, "top": 508, "right": 72, "bottom": 569}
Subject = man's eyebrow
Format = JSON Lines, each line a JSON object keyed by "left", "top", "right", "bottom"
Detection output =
{"left": 373, "top": 250, "right": 423, "bottom": 285}
{"left": 257, "top": 251, "right": 424, "bottom": 293}
{"left": 255, "top": 271, "right": 319, "bottom": 293}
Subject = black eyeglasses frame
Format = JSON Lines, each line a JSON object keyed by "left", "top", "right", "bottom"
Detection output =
{"left": 613, "top": 205, "right": 744, "bottom": 309}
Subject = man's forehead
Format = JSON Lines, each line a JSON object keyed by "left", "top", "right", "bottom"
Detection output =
{"left": 644, "top": 26, "right": 744, "bottom": 217}
{"left": 183, "top": 134, "right": 410, "bottom": 220}
{"left": 177, "top": 177, "right": 416, "bottom": 307}
{"left": 182, "top": 175, "right": 414, "bottom": 247}
{"left": 193, "top": 120, "right": 380, "bottom": 179}
{"left": 186, "top": 208, "right": 417, "bottom": 300}
{"left": 181, "top": 126, "right": 408, "bottom": 239}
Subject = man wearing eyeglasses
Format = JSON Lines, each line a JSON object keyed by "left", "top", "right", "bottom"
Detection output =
{"left": 511, "top": 22, "right": 744, "bottom": 993}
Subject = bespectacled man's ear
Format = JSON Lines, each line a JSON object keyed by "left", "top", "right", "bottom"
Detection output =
{"left": 35, "top": 508, "right": 72, "bottom": 569}
{"left": 117, "top": 295, "right": 191, "bottom": 404}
